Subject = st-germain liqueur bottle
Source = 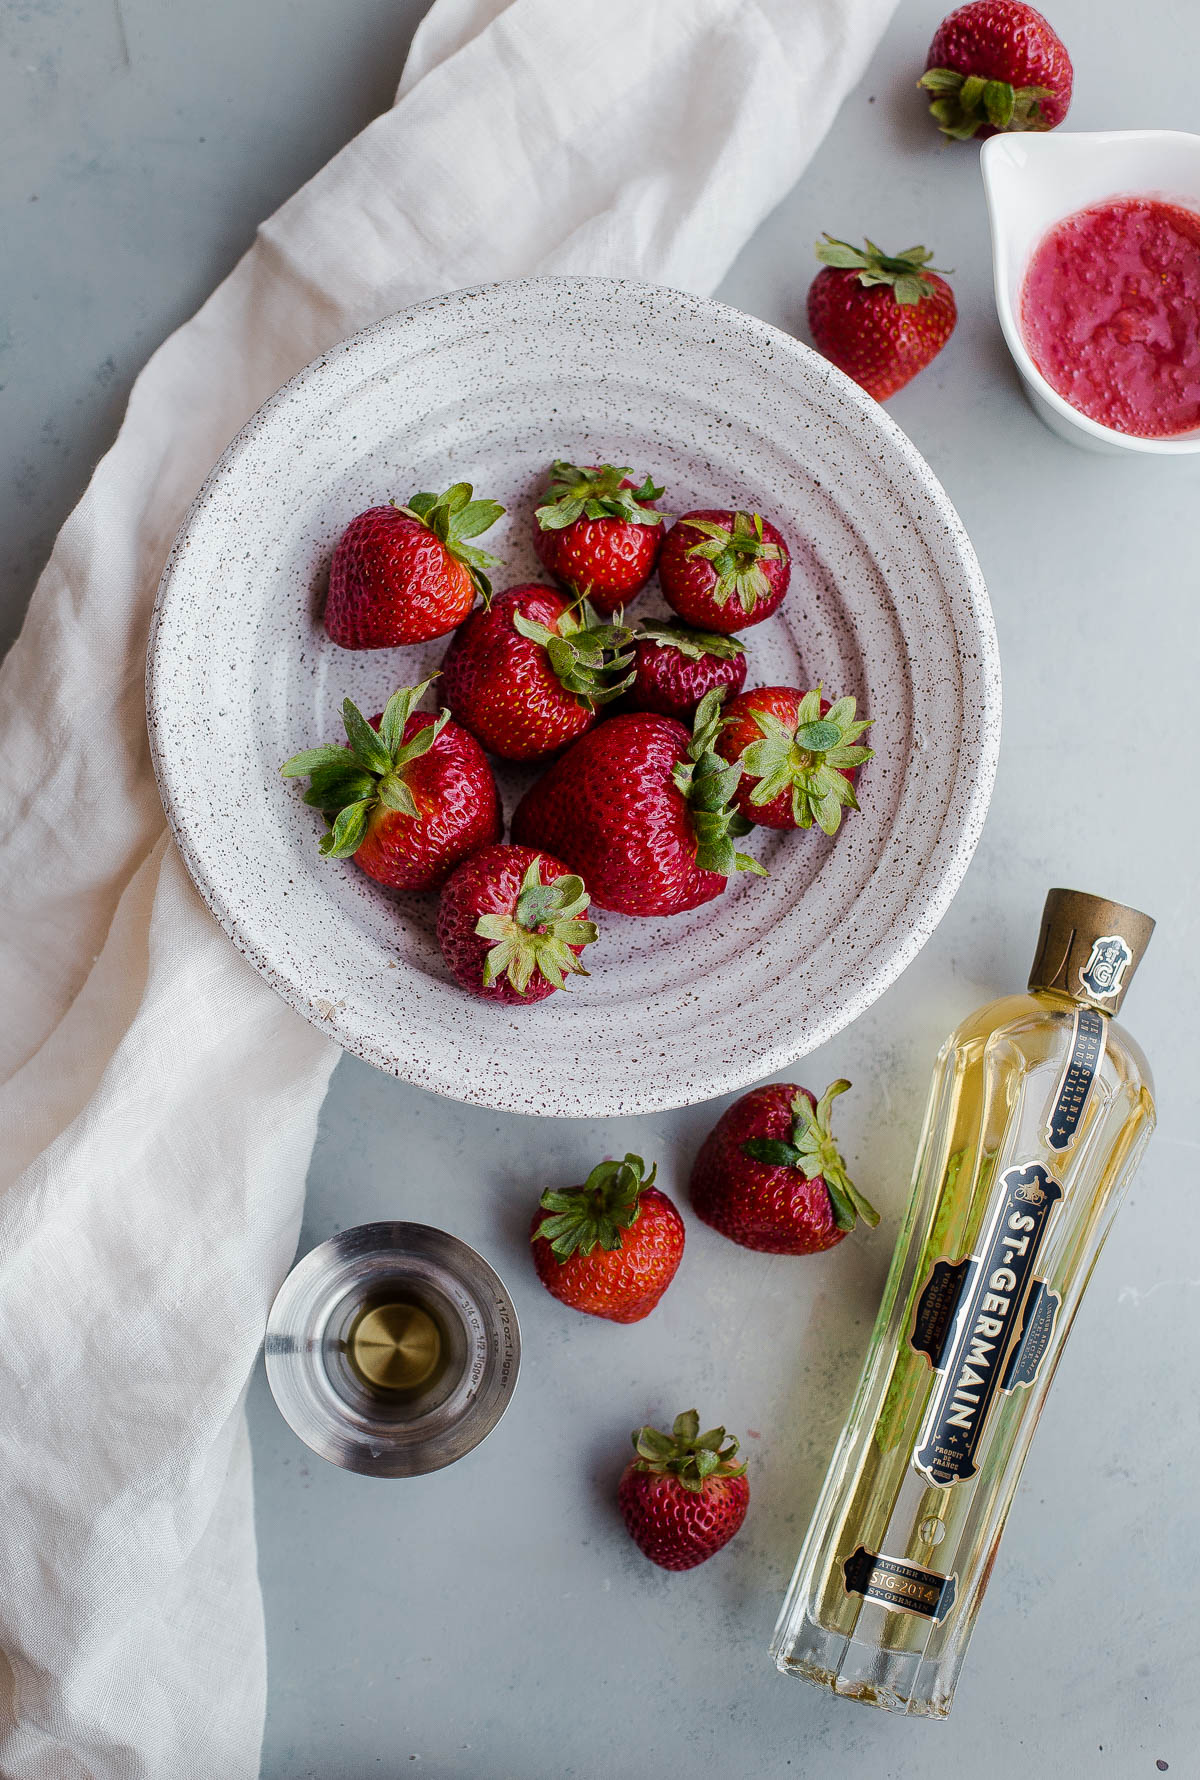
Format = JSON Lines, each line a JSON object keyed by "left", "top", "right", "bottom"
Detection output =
{"left": 770, "top": 889, "right": 1156, "bottom": 1718}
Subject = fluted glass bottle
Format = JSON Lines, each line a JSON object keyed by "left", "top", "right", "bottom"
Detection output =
{"left": 771, "top": 890, "right": 1156, "bottom": 1717}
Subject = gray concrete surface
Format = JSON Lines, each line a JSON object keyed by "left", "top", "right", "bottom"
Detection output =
{"left": 4, "top": 1, "right": 1199, "bottom": 1777}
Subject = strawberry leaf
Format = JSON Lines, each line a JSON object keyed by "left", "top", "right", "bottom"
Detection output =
{"left": 535, "top": 460, "right": 665, "bottom": 531}
{"left": 320, "top": 800, "right": 371, "bottom": 858}
{"left": 672, "top": 688, "right": 768, "bottom": 881}
{"left": 629, "top": 1410, "right": 747, "bottom": 1485}
{"left": 341, "top": 698, "right": 393, "bottom": 776}
{"left": 453, "top": 499, "right": 505, "bottom": 539}
{"left": 280, "top": 743, "right": 353, "bottom": 777}
{"left": 376, "top": 775, "right": 420, "bottom": 817}
{"left": 918, "top": 66, "right": 1049, "bottom": 139}
{"left": 737, "top": 686, "right": 873, "bottom": 835}
{"left": 515, "top": 598, "right": 634, "bottom": 708}
{"left": 474, "top": 855, "right": 598, "bottom": 995}
{"left": 395, "top": 482, "right": 505, "bottom": 603}
{"left": 534, "top": 1155, "right": 655, "bottom": 1259}
{"left": 795, "top": 717, "right": 842, "bottom": 751}
{"left": 679, "top": 509, "right": 785, "bottom": 614}
{"left": 983, "top": 79, "right": 1015, "bottom": 129}
{"left": 634, "top": 1426, "right": 677, "bottom": 1461}
{"left": 391, "top": 706, "right": 450, "bottom": 767}
{"left": 637, "top": 620, "right": 745, "bottom": 662}
{"left": 790, "top": 1081, "right": 879, "bottom": 1232}
{"left": 816, "top": 232, "right": 951, "bottom": 299}
{"left": 741, "top": 1137, "right": 804, "bottom": 1168}
{"left": 739, "top": 1084, "right": 878, "bottom": 1234}
{"left": 301, "top": 763, "right": 374, "bottom": 812}
{"left": 282, "top": 679, "right": 447, "bottom": 861}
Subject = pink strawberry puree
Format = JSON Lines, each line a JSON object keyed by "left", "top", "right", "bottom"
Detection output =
{"left": 1020, "top": 196, "right": 1200, "bottom": 438}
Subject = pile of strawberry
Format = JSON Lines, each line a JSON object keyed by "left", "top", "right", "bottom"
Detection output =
{"left": 806, "top": 1, "right": 1075, "bottom": 400}
{"left": 271, "top": 0, "right": 1082, "bottom": 1587}
{"left": 526, "top": 1078, "right": 878, "bottom": 1570}
{"left": 283, "top": 459, "right": 874, "bottom": 1004}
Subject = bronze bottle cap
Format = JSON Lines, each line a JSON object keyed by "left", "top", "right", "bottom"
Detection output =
{"left": 1028, "top": 888, "right": 1155, "bottom": 1015}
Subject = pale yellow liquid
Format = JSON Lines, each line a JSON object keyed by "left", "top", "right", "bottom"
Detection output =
{"left": 774, "top": 989, "right": 1155, "bottom": 1712}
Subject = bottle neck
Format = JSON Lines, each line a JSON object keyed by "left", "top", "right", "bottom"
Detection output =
{"left": 1030, "top": 984, "right": 1111, "bottom": 1020}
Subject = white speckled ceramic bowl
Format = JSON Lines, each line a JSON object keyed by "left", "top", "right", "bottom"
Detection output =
{"left": 148, "top": 277, "right": 1000, "bottom": 1118}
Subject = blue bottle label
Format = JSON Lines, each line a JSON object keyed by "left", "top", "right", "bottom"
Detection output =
{"left": 1046, "top": 1005, "right": 1106, "bottom": 1150}
{"left": 842, "top": 1547, "right": 957, "bottom": 1622}
{"left": 912, "top": 1163, "right": 1063, "bottom": 1488}
{"left": 1079, "top": 934, "right": 1132, "bottom": 1002}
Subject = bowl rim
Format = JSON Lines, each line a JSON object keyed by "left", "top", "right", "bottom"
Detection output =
{"left": 147, "top": 274, "right": 1001, "bottom": 1116}
{"left": 981, "top": 128, "right": 1200, "bottom": 456}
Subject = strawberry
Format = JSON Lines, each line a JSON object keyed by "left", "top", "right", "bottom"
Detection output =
{"left": 281, "top": 677, "right": 500, "bottom": 891}
{"left": 808, "top": 236, "right": 957, "bottom": 402}
{"left": 623, "top": 621, "right": 747, "bottom": 723}
{"left": 533, "top": 461, "right": 664, "bottom": 615}
{"left": 691, "top": 1081, "right": 879, "bottom": 1255}
{"left": 530, "top": 1155, "right": 684, "bottom": 1323}
{"left": 717, "top": 685, "right": 873, "bottom": 834}
{"left": 920, "top": 1, "right": 1073, "bottom": 140}
{"left": 436, "top": 845, "right": 598, "bottom": 1003}
{"left": 324, "top": 483, "right": 504, "bottom": 648}
{"left": 440, "top": 584, "right": 633, "bottom": 761}
{"left": 617, "top": 1410, "right": 749, "bottom": 1571}
{"left": 512, "top": 689, "right": 766, "bottom": 917}
{"left": 658, "top": 509, "right": 790, "bottom": 633}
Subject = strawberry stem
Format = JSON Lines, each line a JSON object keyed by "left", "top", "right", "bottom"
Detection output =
{"left": 679, "top": 511, "right": 785, "bottom": 614}
{"left": 815, "top": 235, "right": 951, "bottom": 305}
{"left": 918, "top": 67, "right": 1052, "bottom": 139}
{"left": 280, "top": 677, "right": 447, "bottom": 858}
{"left": 394, "top": 482, "right": 505, "bottom": 603}
{"left": 474, "top": 855, "right": 598, "bottom": 994}
{"left": 535, "top": 461, "right": 664, "bottom": 531}
{"left": 629, "top": 1410, "right": 746, "bottom": 1494}
{"left": 740, "top": 1080, "right": 879, "bottom": 1233}
{"left": 671, "top": 689, "right": 767, "bottom": 880}
{"left": 535, "top": 1156, "right": 656, "bottom": 1258}
{"left": 739, "top": 686, "right": 873, "bottom": 835}
{"left": 512, "top": 597, "right": 635, "bottom": 708}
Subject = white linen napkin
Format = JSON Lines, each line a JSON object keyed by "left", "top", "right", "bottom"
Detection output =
{"left": 0, "top": 1, "right": 897, "bottom": 1772}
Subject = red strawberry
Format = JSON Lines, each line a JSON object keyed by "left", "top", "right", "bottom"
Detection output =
{"left": 281, "top": 678, "right": 500, "bottom": 891}
{"left": 717, "top": 685, "right": 873, "bottom": 833}
{"left": 624, "top": 621, "right": 747, "bottom": 723}
{"left": 436, "top": 845, "right": 598, "bottom": 1003}
{"left": 512, "top": 690, "right": 765, "bottom": 917}
{"left": 808, "top": 236, "right": 957, "bottom": 402}
{"left": 617, "top": 1410, "right": 749, "bottom": 1571}
{"left": 324, "top": 483, "right": 504, "bottom": 648}
{"left": 920, "top": 1, "right": 1073, "bottom": 140}
{"left": 533, "top": 461, "right": 664, "bottom": 616}
{"left": 691, "top": 1081, "right": 878, "bottom": 1255}
{"left": 441, "top": 584, "right": 633, "bottom": 761}
{"left": 530, "top": 1154, "right": 684, "bottom": 1323}
{"left": 658, "top": 509, "right": 790, "bottom": 633}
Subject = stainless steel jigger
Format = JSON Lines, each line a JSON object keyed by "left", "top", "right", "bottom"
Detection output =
{"left": 265, "top": 1222, "right": 520, "bottom": 1477}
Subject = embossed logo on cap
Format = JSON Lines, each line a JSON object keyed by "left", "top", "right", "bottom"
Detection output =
{"left": 1079, "top": 934, "right": 1133, "bottom": 1001}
